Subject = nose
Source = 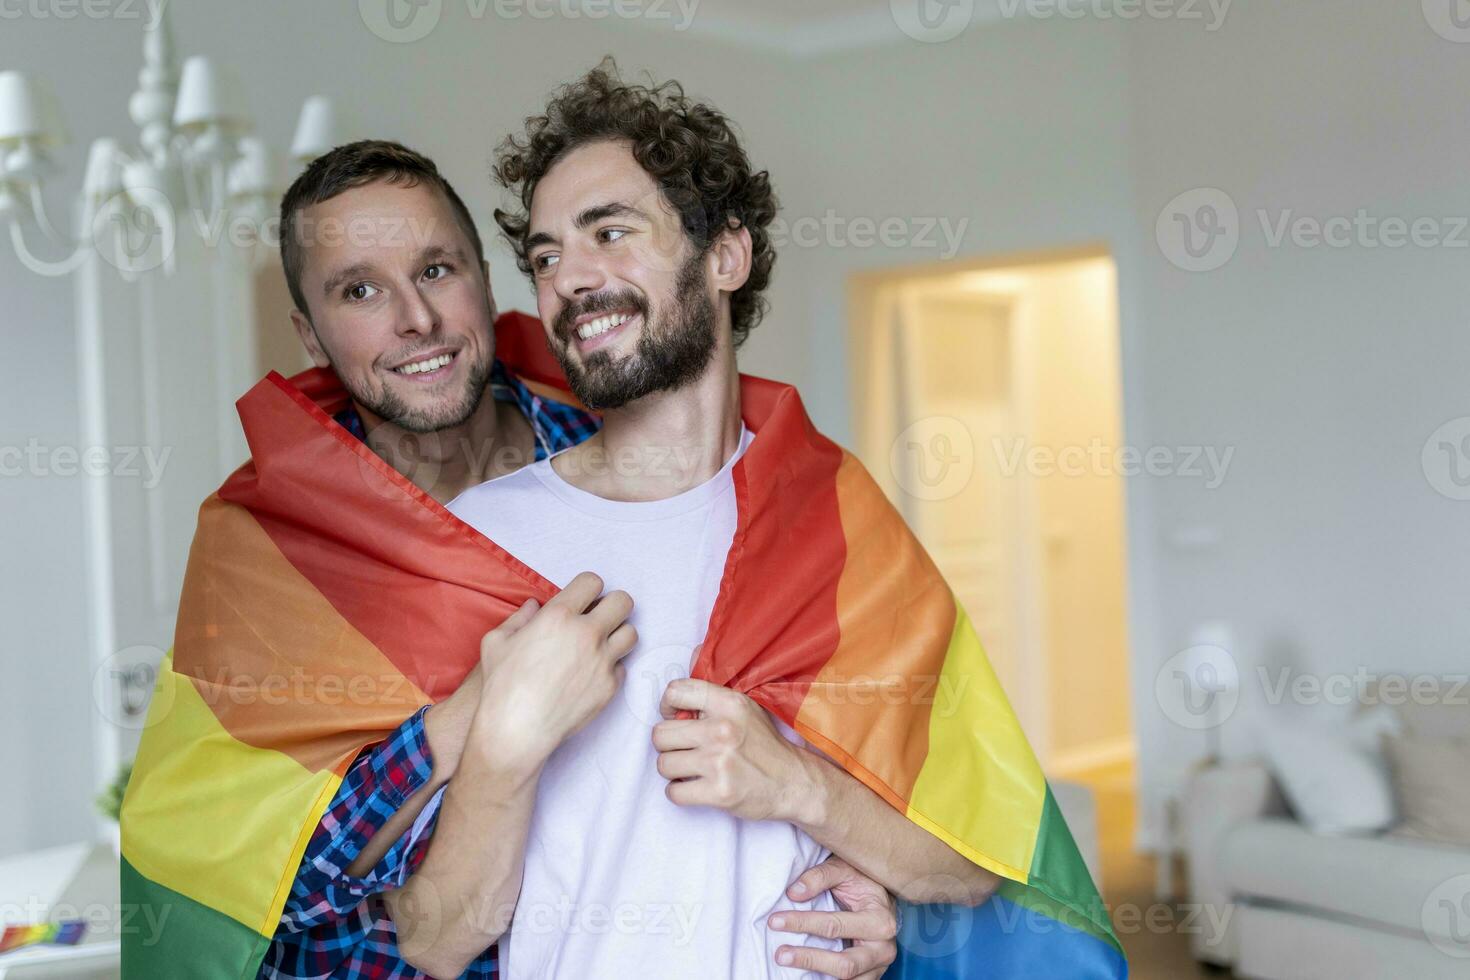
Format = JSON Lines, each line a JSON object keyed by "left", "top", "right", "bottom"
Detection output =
{"left": 551, "top": 240, "right": 608, "bottom": 304}
{"left": 396, "top": 281, "right": 440, "bottom": 337}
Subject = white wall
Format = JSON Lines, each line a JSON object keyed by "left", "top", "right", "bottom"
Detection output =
{"left": 793, "top": 0, "right": 1470, "bottom": 842}
{"left": 1123, "top": 0, "right": 1470, "bottom": 830}
{"left": 0, "top": 2, "right": 806, "bottom": 861}
{"left": 5, "top": 0, "right": 1468, "bottom": 857}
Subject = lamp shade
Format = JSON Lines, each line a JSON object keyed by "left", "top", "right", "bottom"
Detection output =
{"left": 83, "top": 138, "right": 125, "bottom": 201}
{"left": 0, "top": 71, "right": 66, "bottom": 148}
{"left": 228, "top": 136, "right": 274, "bottom": 198}
{"left": 290, "top": 96, "right": 335, "bottom": 165}
{"left": 173, "top": 56, "right": 247, "bottom": 132}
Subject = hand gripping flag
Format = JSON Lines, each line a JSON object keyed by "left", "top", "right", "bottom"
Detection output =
{"left": 119, "top": 312, "right": 1126, "bottom": 979}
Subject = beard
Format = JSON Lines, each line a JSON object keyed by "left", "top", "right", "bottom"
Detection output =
{"left": 551, "top": 252, "right": 717, "bottom": 412}
{"left": 341, "top": 345, "right": 494, "bottom": 435}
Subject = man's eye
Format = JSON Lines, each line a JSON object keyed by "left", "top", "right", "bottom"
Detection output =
{"left": 599, "top": 228, "right": 628, "bottom": 244}
{"left": 423, "top": 263, "right": 451, "bottom": 281}
{"left": 533, "top": 253, "right": 560, "bottom": 274}
{"left": 345, "top": 283, "right": 380, "bottom": 302}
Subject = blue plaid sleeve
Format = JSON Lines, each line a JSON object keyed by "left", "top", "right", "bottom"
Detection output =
{"left": 261, "top": 708, "right": 499, "bottom": 978}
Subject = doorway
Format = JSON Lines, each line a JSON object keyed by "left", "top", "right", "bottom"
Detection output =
{"left": 848, "top": 247, "right": 1133, "bottom": 773}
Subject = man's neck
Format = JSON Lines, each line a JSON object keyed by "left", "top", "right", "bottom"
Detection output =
{"left": 555, "top": 344, "right": 743, "bottom": 503}
{"left": 359, "top": 392, "right": 536, "bottom": 505}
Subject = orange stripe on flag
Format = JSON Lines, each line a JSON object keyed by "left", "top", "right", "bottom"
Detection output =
{"left": 173, "top": 494, "right": 431, "bottom": 773}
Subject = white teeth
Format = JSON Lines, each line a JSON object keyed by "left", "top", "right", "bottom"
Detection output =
{"left": 577, "top": 312, "right": 633, "bottom": 341}
{"left": 394, "top": 352, "right": 453, "bottom": 375}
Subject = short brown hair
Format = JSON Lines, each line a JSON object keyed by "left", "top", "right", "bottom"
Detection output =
{"left": 278, "top": 139, "right": 485, "bottom": 319}
{"left": 493, "top": 60, "right": 779, "bottom": 347}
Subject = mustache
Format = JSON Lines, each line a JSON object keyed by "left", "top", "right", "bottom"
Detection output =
{"left": 553, "top": 289, "right": 649, "bottom": 343}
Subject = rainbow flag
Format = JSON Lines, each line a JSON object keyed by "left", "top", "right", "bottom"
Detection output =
{"left": 120, "top": 312, "right": 1125, "bottom": 978}
{"left": 0, "top": 920, "right": 86, "bottom": 955}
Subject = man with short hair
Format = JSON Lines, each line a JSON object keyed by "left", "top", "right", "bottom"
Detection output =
{"left": 256, "top": 140, "right": 903, "bottom": 980}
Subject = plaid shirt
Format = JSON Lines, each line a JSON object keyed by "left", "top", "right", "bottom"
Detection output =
{"left": 261, "top": 361, "right": 598, "bottom": 980}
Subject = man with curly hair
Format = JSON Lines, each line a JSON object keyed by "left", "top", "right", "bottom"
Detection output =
{"left": 404, "top": 62, "right": 1002, "bottom": 979}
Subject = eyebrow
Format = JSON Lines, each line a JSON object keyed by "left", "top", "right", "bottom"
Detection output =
{"left": 524, "top": 201, "right": 652, "bottom": 253}
{"left": 320, "top": 244, "right": 468, "bottom": 298}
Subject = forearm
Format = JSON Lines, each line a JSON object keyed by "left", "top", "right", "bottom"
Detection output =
{"left": 790, "top": 751, "right": 999, "bottom": 906}
{"left": 383, "top": 732, "right": 544, "bottom": 978}
{"left": 345, "top": 690, "right": 476, "bottom": 877}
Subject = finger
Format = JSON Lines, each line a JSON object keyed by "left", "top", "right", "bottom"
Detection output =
{"left": 775, "top": 942, "right": 889, "bottom": 980}
{"left": 498, "top": 597, "right": 540, "bottom": 634}
{"left": 659, "top": 678, "right": 728, "bottom": 719}
{"left": 767, "top": 908, "right": 893, "bottom": 943}
{"left": 664, "top": 776, "right": 713, "bottom": 809}
{"left": 550, "top": 571, "right": 604, "bottom": 613}
{"left": 650, "top": 719, "right": 704, "bottom": 751}
{"left": 654, "top": 748, "right": 705, "bottom": 781}
{"left": 787, "top": 856, "right": 855, "bottom": 902}
{"left": 480, "top": 598, "right": 540, "bottom": 658}
{"left": 604, "top": 622, "right": 638, "bottom": 661}
{"left": 588, "top": 589, "right": 634, "bottom": 633}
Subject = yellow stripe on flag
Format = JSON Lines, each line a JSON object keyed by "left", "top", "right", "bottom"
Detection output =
{"left": 120, "top": 652, "right": 342, "bottom": 938}
{"left": 906, "top": 601, "right": 1047, "bottom": 883}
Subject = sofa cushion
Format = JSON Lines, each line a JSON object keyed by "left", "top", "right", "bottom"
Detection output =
{"left": 1385, "top": 732, "right": 1470, "bottom": 847}
{"left": 1220, "top": 817, "right": 1470, "bottom": 940}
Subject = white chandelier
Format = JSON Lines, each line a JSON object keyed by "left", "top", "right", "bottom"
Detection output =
{"left": 0, "top": 2, "right": 336, "bottom": 279}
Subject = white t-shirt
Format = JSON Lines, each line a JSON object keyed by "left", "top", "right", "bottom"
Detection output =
{"left": 445, "top": 427, "right": 840, "bottom": 980}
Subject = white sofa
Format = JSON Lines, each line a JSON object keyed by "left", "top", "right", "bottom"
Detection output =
{"left": 1183, "top": 702, "right": 1470, "bottom": 979}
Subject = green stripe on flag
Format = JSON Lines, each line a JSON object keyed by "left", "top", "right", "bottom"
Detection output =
{"left": 1018, "top": 784, "right": 1122, "bottom": 952}
{"left": 121, "top": 856, "right": 269, "bottom": 980}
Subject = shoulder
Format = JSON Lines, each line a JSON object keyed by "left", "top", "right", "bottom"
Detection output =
{"left": 446, "top": 459, "right": 553, "bottom": 521}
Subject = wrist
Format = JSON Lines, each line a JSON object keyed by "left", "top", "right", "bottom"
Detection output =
{"left": 422, "top": 700, "right": 467, "bottom": 787}
{"left": 784, "top": 747, "right": 835, "bottom": 832}
{"left": 462, "top": 708, "right": 554, "bottom": 784}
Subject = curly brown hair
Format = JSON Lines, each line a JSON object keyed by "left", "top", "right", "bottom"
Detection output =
{"left": 493, "top": 59, "right": 778, "bottom": 348}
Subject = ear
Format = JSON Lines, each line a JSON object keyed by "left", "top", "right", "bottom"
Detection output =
{"left": 707, "top": 220, "right": 753, "bottom": 295}
{"left": 290, "top": 308, "right": 332, "bottom": 369}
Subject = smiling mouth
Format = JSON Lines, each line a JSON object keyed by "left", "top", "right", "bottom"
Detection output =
{"left": 576, "top": 311, "right": 637, "bottom": 342}
{"left": 391, "top": 350, "right": 458, "bottom": 378}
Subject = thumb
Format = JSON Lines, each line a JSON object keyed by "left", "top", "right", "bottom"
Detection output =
{"left": 788, "top": 855, "right": 853, "bottom": 901}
